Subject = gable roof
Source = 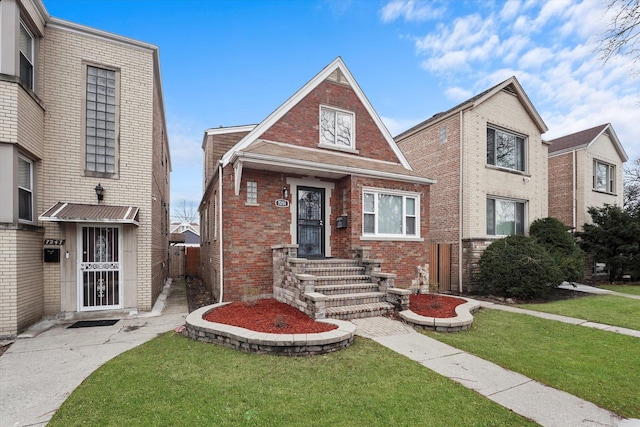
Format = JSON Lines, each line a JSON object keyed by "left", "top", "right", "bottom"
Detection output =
{"left": 547, "top": 123, "right": 629, "bottom": 161}
{"left": 395, "top": 76, "right": 548, "bottom": 141}
{"left": 220, "top": 57, "right": 412, "bottom": 170}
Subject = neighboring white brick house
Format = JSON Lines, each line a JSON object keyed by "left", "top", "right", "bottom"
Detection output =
{"left": 0, "top": 0, "right": 170, "bottom": 337}
{"left": 396, "top": 77, "right": 549, "bottom": 292}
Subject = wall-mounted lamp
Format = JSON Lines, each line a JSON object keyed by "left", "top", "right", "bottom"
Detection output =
{"left": 95, "top": 183, "right": 104, "bottom": 201}
{"left": 282, "top": 186, "right": 289, "bottom": 199}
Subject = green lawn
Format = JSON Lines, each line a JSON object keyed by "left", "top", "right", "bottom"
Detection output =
{"left": 599, "top": 284, "right": 640, "bottom": 296}
{"left": 49, "top": 333, "right": 535, "bottom": 427}
{"left": 425, "top": 309, "right": 640, "bottom": 418}
{"left": 515, "top": 294, "right": 640, "bottom": 330}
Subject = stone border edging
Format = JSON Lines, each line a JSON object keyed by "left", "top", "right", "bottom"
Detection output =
{"left": 399, "top": 296, "right": 481, "bottom": 332}
{"left": 185, "top": 303, "right": 356, "bottom": 356}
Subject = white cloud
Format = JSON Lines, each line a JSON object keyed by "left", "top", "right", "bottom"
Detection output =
{"left": 444, "top": 86, "right": 473, "bottom": 101}
{"left": 499, "top": 0, "right": 521, "bottom": 21}
{"left": 519, "top": 47, "right": 554, "bottom": 69}
{"left": 380, "top": 116, "right": 423, "bottom": 136}
{"left": 380, "top": 0, "right": 444, "bottom": 23}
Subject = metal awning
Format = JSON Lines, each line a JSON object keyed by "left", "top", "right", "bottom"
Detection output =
{"left": 39, "top": 202, "right": 140, "bottom": 226}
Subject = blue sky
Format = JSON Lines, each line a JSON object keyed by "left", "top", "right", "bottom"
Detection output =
{"left": 44, "top": 0, "right": 640, "bottom": 219}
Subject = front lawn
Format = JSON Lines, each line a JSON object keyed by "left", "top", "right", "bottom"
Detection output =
{"left": 425, "top": 309, "right": 640, "bottom": 418}
{"left": 515, "top": 294, "right": 640, "bottom": 330}
{"left": 49, "top": 333, "right": 535, "bottom": 426}
{"left": 599, "top": 284, "right": 640, "bottom": 296}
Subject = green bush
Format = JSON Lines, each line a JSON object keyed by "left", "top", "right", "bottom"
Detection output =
{"left": 530, "top": 217, "right": 585, "bottom": 283}
{"left": 478, "top": 235, "right": 564, "bottom": 299}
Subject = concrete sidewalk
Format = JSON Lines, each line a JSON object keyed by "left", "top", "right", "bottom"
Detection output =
{"left": 0, "top": 279, "right": 188, "bottom": 427}
{"left": 352, "top": 316, "right": 640, "bottom": 427}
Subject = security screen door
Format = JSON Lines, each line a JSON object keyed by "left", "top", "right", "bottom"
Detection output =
{"left": 297, "top": 187, "right": 325, "bottom": 258}
{"left": 79, "top": 225, "right": 122, "bottom": 310}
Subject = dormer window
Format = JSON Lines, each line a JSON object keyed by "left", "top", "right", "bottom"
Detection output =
{"left": 320, "top": 106, "right": 354, "bottom": 150}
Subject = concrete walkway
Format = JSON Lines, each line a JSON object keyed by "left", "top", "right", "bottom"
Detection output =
{"left": 352, "top": 316, "right": 639, "bottom": 427}
{"left": 0, "top": 279, "right": 188, "bottom": 427}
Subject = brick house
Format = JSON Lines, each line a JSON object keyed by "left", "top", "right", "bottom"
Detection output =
{"left": 200, "top": 58, "right": 433, "bottom": 316}
{"left": 0, "top": 0, "right": 170, "bottom": 337}
{"left": 547, "top": 123, "right": 628, "bottom": 231}
{"left": 396, "top": 77, "right": 548, "bottom": 293}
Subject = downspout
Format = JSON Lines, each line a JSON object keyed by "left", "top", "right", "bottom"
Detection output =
{"left": 572, "top": 151, "right": 577, "bottom": 231}
{"left": 218, "top": 162, "right": 224, "bottom": 303}
{"left": 458, "top": 110, "right": 464, "bottom": 293}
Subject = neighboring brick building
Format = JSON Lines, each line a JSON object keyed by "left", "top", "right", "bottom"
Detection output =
{"left": 396, "top": 77, "right": 549, "bottom": 292}
{"left": 200, "top": 58, "right": 434, "bottom": 303}
{"left": 0, "top": 0, "right": 170, "bottom": 337}
{"left": 547, "top": 123, "right": 628, "bottom": 231}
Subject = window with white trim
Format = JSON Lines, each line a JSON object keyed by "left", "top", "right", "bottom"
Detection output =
{"left": 86, "top": 65, "right": 118, "bottom": 175}
{"left": 320, "top": 106, "right": 354, "bottom": 149}
{"left": 487, "top": 127, "right": 526, "bottom": 172}
{"left": 363, "top": 190, "right": 419, "bottom": 237}
{"left": 19, "top": 22, "right": 34, "bottom": 90}
{"left": 246, "top": 181, "right": 257, "bottom": 204}
{"left": 18, "top": 156, "right": 33, "bottom": 222}
{"left": 486, "top": 197, "right": 525, "bottom": 236}
{"left": 593, "top": 160, "right": 615, "bottom": 193}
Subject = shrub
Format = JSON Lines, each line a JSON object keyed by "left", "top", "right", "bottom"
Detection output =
{"left": 530, "top": 217, "right": 585, "bottom": 283}
{"left": 477, "top": 235, "right": 564, "bottom": 300}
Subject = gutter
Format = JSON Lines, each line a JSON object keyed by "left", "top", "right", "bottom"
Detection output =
{"left": 218, "top": 162, "right": 224, "bottom": 303}
{"left": 459, "top": 110, "right": 464, "bottom": 293}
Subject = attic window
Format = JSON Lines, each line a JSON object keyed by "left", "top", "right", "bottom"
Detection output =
{"left": 319, "top": 106, "right": 355, "bottom": 150}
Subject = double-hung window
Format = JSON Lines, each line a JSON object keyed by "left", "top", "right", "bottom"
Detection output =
{"left": 487, "top": 127, "right": 526, "bottom": 172}
{"left": 19, "top": 22, "right": 34, "bottom": 90}
{"left": 320, "top": 106, "right": 354, "bottom": 149}
{"left": 363, "top": 189, "right": 419, "bottom": 238}
{"left": 593, "top": 160, "right": 615, "bottom": 193}
{"left": 86, "top": 65, "right": 117, "bottom": 175}
{"left": 486, "top": 197, "right": 525, "bottom": 236}
{"left": 18, "top": 156, "right": 33, "bottom": 222}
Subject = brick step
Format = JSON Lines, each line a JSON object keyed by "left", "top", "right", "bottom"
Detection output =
{"left": 325, "top": 302, "right": 395, "bottom": 320}
{"left": 315, "top": 283, "right": 379, "bottom": 295}
{"left": 315, "top": 275, "right": 372, "bottom": 286}
{"left": 325, "top": 291, "right": 386, "bottom": 308}
{"left": 300, "top": 259, "right": 361, "bottom": 269}
{"left": 306, "top": 266, "right": 365, "bottom": 276}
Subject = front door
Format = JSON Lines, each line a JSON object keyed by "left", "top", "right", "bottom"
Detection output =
{"left": 297, "top": 186, "right": 325, "bottom": 258}
{"left": 78, "top": 225, "right": 122, "bottom": 310}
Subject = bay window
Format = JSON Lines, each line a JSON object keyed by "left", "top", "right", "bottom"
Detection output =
{"left": 18, "top": 156, "right": 33, "bottom": 222}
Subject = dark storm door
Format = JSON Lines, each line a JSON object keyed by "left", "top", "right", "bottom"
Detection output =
{"left": 297, "top": 187, "right": 325, "bottom": 258}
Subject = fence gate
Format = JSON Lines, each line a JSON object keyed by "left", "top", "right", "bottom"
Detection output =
{"left": 429, "top": 242, "right": 452, "bottom": 292}
{"left": 169, "top": 246, "right": 185, "bottom": 278}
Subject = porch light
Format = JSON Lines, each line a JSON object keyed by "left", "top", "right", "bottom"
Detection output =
{"left": 282, "top": 186, "right": 289, "bottom": 199}
{"left": 95, "top": 183, "right": 104, "bottom": 201}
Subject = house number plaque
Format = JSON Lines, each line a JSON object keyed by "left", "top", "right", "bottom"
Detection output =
{"left": 274, "top": 199, "right": 289, "bottom": 208}
{"left": 44, "top": 239, "right": 66, "bottom": 245}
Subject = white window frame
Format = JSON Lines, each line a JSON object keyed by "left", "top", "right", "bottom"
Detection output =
{"left": 19, "top": 21, "right": 34, "bottom": 90}
{"left": 85, "top": 63, "right": 119, "bottom": 177}
{"left": 486, "top": 197, "right": 526, "bottom": 236}
{"left": 18, "top": 155, "right": 33, "bottom": 222}
{"left": 362, "top": 188, "right": 420, "bottom": 239}
{"left": 319, "top": 105, "right": 355, "bottom": 151}
{"left": 487, "top": 126, "right": 526, "bottom": 172}
{"left": 593, "top": 160, "right": 615, "bottom": 193}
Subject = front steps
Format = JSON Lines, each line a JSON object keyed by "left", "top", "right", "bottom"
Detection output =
{"left": 300, "top": 259, "right": 395, "bottom": 320}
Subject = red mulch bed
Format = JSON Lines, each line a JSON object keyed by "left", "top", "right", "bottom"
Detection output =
{"left": 203, "top": 298, "right": 338, "bottom": 334}
{"left": 410, "top": 294, "right": 466, "bottom": 318}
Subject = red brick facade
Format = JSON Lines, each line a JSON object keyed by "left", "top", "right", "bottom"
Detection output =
{"left": 548, "top": 153, "right": 574, "bottom": 228}
{"left": 200, "top": 60, "right": 432, "bottom": 302}
{"left": 396, "top": 114, "right": 461, "bottom": 290}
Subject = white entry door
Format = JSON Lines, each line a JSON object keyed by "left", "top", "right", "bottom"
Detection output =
{"left": 78, "top": 225, "right": 122, "bottom": 310}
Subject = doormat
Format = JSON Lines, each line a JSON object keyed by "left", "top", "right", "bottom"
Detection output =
{"left": 67, "top": 319, "right": 120, "bottom": 329}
